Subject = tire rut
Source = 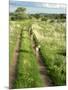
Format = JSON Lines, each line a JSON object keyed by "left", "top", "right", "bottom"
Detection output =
{"left": 9, "top": 36, "right": 20, "bottom": 89}
{"left": 31, "top": 34, "right": 53, "bottom": 87}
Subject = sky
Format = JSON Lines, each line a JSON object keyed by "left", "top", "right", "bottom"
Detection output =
{"left": 9, "top": 0, "right": 66, "bottom": 14}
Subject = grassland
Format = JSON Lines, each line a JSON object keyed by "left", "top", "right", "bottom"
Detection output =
{"left": 10, "top": 20, "right": 44, "bottom": 88}
{"left": 32, "top": 19, "right": 66, "bottom": 85}
{"left": 9, "top": 17, "right": 66, "bottom": 88}
{"left": 9, "top": 21, "right": 21, "bottom": 64}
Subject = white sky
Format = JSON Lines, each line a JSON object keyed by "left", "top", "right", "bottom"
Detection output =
{"left": 12, "top": 0, "right": 66, "bottom": 4}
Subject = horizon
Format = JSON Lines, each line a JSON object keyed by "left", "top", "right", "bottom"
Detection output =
{"left": 9, "top": 1, "right": 66, "bottom": 14}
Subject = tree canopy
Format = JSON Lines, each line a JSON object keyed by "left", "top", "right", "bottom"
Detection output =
{"left": 10, "top": 7, "right": 28, "bottom": 20}
{"left": 15, "top": 7, "right": 26, "bottom": 14}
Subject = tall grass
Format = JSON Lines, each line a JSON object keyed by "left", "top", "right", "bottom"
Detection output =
{"left": 32, "top": 19, "right": 66, "bottom": 86}
{"left": 13, "top": 23, "right": 43, "bottom": 88}
{"left": 9, "top": 21, "right": 22, "bottom": 64}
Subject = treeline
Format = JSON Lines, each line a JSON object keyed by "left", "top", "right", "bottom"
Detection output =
{"left": 31, "top": 13, "right": 66, "bottom": 19}
{"left": 30, "top": 13, "right": 66, "bottom": 21}
{"left": 9, "top": 7, "right": 66, "bottom": 21}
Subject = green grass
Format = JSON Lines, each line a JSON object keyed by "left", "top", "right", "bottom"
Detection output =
{"left": 32, "top": 19, "right": 66, "bottom": 86}
{"left": 9, "top": 21, "right": 22, "bottom": 64}
{"left": 13, "top": 24, "right": 43, "bottom": 88}
{"left": 10, "top": 19, "right": 66, "bottom": 87}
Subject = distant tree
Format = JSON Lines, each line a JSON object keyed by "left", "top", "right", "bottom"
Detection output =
{"left": 15, "top": 7, "right": 26, "bottom": 14}
{"left": 59, "top": 14, "right": 66, "bottom": 19}
{"left": 33, "top": 14, "right": 41, "bottom": 19}
{"left": 10, "top": 7, "right": 28, "bottom": 20}
{"left": 41, "top": 16, "right": 47, "bottom": 21}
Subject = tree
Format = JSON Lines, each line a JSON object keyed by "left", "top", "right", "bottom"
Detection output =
{"left": 15, "top": 7, "right": 26, "bottom": 14}
{"left": 10, "top": 7, "right": 28, "bottom": 20}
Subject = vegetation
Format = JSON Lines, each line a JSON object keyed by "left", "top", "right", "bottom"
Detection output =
{"left": 32, "top": 20, "right": 66, "bottom": 85}
{"left": 10, "top": 7, "right": 28, "bottom": 20}
{"left": 9, "top": 21, "right": 21, "bottom": 64}
{"left": 9, "top": 7, "right": 66, "bottom": 88}
{"left": 13, "top": 21, "right": 43, "bottom": 88}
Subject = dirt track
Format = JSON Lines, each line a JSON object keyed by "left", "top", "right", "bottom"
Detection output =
{"left": 31, "top": 34, "right": 53, "bottom": 87}
{"left": 9, "top": 36, "right": 20, "bottom": 89}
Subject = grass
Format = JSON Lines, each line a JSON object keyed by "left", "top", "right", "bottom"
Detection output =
{"left": 32, "top": 19, "right": 66, "bottom": 86}
{"left": 9, "top": 19, "right": 66, "bottom": 87}
{"left": 13, "top": 23, "right": 43, "bottom": 88}
{"left": 9, "top": 21, "right": 22, "bottom": 64}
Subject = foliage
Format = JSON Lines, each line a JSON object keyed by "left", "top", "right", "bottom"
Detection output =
{"left": 10, "top": 7, "right": 28, "bottom": 20}
{"left": 32, "top": 19, "right": 66, "bottom": 86}
{"left": 9, "top": 7, "right": 66, "bottom": 87}
{"left": 12, "top": 21, "right": 43, "bottom": 88}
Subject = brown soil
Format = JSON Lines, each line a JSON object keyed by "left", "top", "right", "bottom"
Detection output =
{"left": 9, "top": 37, "right": 20, "bottom": 89}
{"left": 36, "top": 51, "right": 53, "bottom": 86}
{"left": 31, "top": 37, "right": 53, "bottom": 87}
{"left": 9, "top": 31, "right": 53, "bottom": 88}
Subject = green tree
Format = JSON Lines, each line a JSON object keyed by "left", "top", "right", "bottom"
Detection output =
{"left": 15, "top": 7, "right": 26, "bottom": 14}
{"left": 10, "top": 7, "right": 28, "bottom": 20}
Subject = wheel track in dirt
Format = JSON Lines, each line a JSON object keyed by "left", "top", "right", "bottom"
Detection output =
{"left": 31, "top": 37, "right": 53, "bottom": 87}
{"left": 36, "top": 50, "right": 53, "bottom": 86}
{"left": 9, "top": 29, "right": 22, "bottom": 89}
{"left": 9, "top": 23, "right": 53, "bottom": 88}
